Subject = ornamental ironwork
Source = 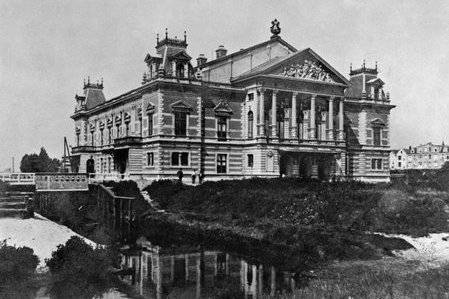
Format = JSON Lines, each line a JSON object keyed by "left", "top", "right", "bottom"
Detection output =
{"left": 280, "top": 60, "right": 334, "bottom": 83}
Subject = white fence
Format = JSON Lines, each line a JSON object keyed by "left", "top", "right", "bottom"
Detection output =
{"left": 0, "top": 173, "right": 35, "bottom": 185}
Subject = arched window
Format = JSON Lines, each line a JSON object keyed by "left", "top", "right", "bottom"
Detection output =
{"left": 176, "top": 63, "right": 185, "bottom": 78}
{"left": 247, "top": 111, "right": 253, "bottom": 139}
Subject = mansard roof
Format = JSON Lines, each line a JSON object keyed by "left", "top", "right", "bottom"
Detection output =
{"left": 197, "top": 36, "right": 297, "bottom": 69}
{"left": 84, "top": 88, "right": 106, "bottom": 110}
{"left": 232, "top": 48, "right": 350, "bottom": 85}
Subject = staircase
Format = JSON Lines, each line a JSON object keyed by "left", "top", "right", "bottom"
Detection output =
{"left": 0, "top": 192, "right": 34, "bottom": 218}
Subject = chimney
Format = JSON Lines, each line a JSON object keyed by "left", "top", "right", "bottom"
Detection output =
{"left": 215, "top": 45, "right": 227, "bottom": 59}
{"left": 197, "top": 54, "right": 207, "bottom": 67}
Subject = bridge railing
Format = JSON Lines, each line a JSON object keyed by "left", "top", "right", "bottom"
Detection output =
{"left": 0, "top": 173, "right": 35, "bottom": 185}
{"left": 88, "top": 173, "right": 130, "bottom": 184}
{"left": 35, "top": 173, "right": 89, "bottom": 191}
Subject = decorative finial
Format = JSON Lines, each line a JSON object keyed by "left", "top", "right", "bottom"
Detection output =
{"left": 165, "top": 28, "right": 168, "bottom": 39}
{"left": 184, "top": 31, "right": 187, "bottom": 42}
{"left": 350, "top": 63, "right": 352, "bottom": 72}
{"left": 270, "top": 19, "right": 281, "bottom": 36}
{"left": 157, "top": 33, "right": 159, "bottom": 43}
{"left": 362, "top": 60, "right": 365, "bottom": 69}
{"left": 88, "top": 76, "right": 90, "bottom": 84}
{"left": 375, "top": 61, "right": 378, "bottom": 70}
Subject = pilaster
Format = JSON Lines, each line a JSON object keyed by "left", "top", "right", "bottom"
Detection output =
{"left": 291, "top": 92, "right": 298, "bottom": 138}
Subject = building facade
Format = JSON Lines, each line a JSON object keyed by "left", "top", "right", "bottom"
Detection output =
{"left": 70, "top": 21, "right": 395, "bottom": 183}
{"left": 390, "top": 142, "right": 449, "bottom": 170}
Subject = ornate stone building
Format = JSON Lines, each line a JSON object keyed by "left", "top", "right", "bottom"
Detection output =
{"left": 71, "top": 21, "right": 395, "bottom": 183}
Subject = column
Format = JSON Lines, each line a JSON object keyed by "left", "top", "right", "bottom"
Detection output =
{"left": 254, "top": 91, "right": 259, "bottom": 137}
{"left": 328, "top": 97, "right": 334, "bottom": 140}
{"left": 291, "top": 92, "right": 298, "bottom": 138}
{"left": 270, "top": 266, "right": 276, "bottom": 296}
{"left": 309, "top": 95, "right": 316, "bottom": 139}
{"left": 259, "top": 89, "right": 265, "bottom": 136}
{"left": 338, "top": 98, "right": 344, "bottom": 141}
{"left": 271, "top": 90, "right": 278, "bottom": 137}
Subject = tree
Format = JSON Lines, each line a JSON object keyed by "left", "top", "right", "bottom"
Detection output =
{"left": 20, "top": 147, "right": 61, "bottom": 172}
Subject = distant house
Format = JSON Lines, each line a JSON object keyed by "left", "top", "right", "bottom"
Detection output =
{"left": 390, "top": 142, "right": 449, "bottom": 170}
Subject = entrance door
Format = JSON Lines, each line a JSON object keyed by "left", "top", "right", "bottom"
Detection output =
{"left": 86, "top": 158, "right": 95, "bottom": 174}
{"left": 279, "top": 154, "right": 294, "bottom": 177}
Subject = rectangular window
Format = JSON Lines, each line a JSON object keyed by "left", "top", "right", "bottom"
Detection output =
{"left": 147, "top": 152, "right": 154, "bottom": 166}
{"left": 125, "top": 123, "right": 130, "bottom": 136}
{"left": 148, "top": 113, "right": 153, "bottom": 136}
{"left": 100, "top": 130, "right": 104, "bottom": 145}
{"left": 175, "top": 112, "right": 187, "bottom": 136}
{"left": 371, "top": 158, "right": 383, "bottom": 170}
{"left": 76, "top": 134, "right": 80, "bottom": 147}
{"left": 217, "top": 154, "right": 227, "bottom": 173}
{"left": 247, "top": 154, "right": 254, "bottom": 168}
{"left": 373, "top": 127, "right": 381, "bottom": 146}
{"left": 116, "top": 125, "right": 120, "bottom": 138}
{"left": 217, "top": 117, "right": 227, "bottom": 141}
{"left": 171, "top": 152, "right": 189, "bottom": 166}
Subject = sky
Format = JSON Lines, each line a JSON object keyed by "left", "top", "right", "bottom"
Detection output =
{"left": 0, "top": 0, "right": 448, "bottom": 171}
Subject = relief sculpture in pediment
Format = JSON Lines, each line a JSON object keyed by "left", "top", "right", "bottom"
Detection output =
{"left": 280, "top": 60, "right": 334, "bottom": 83}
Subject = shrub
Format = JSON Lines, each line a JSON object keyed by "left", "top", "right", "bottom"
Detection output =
{"left": 46, "top": 236, "right": 114, "bottom": 284}
{"left": 0, "top": 240, "right": 39, "bottom": 282}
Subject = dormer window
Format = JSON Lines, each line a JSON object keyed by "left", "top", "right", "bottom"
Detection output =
{"left": 75, "top": 127, "right": 81, "bottom": 147}
{"left": 176, "top": 63, "right": 185, "bottom": 78}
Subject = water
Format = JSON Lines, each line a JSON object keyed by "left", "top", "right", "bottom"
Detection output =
{"left": 5, "top": 237, "right": 300, "bottom": 299}
{"left": 115, "top": 238, "right": 299, "bottom": 299}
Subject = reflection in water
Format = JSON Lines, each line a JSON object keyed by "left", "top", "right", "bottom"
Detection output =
{"left": 119, "top": 237, "right": 299, "bottom": 299}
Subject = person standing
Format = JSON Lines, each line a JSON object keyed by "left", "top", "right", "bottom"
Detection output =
{"left": 191, "top": 169, "right": 197, "bottom": 184}
{"left": 198, "top": 170, "right": 204, "bottom": 184}
{"left": 177, "top": 168, "right": 183, "bottom": 183}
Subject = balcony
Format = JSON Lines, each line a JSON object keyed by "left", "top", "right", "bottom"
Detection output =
{"left": 71, "top": 145, "right": 96, "bottom": 153}
{"left": 114, "top": 136, "right": 143, "bottom": 147}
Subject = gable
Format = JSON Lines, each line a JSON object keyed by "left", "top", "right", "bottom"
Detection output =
{"left": 264, "top": 49, "right": 348, "bottom": 85}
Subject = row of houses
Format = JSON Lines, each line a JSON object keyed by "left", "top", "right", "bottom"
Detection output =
{"left": 390, "top": 142, "right": 449, "bottom": 170}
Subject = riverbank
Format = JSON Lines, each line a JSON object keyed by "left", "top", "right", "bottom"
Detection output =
{"left": 0, "top": 213, "right": 98, "bottom": 272}
{"left": 135, "top": 178, "right": 449, "bottom": 270}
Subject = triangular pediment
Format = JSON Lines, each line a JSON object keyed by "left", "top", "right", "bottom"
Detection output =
{"left": 264, "top": 49, "right": 349, "bottom": 84}
{"left": 171, "top": 100, "right": 192, "bottom": 113}
{"left": 169, "top": 50, "right": 192, "bottom": 61}
{"left": 371, "top": 118, "right": 385, "bottom": 127}
{"left": 366, "top": 78, "right": 385, "bottom": 86}
{"left": 214, "top": 100, "right": 233, "bottom": 116}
